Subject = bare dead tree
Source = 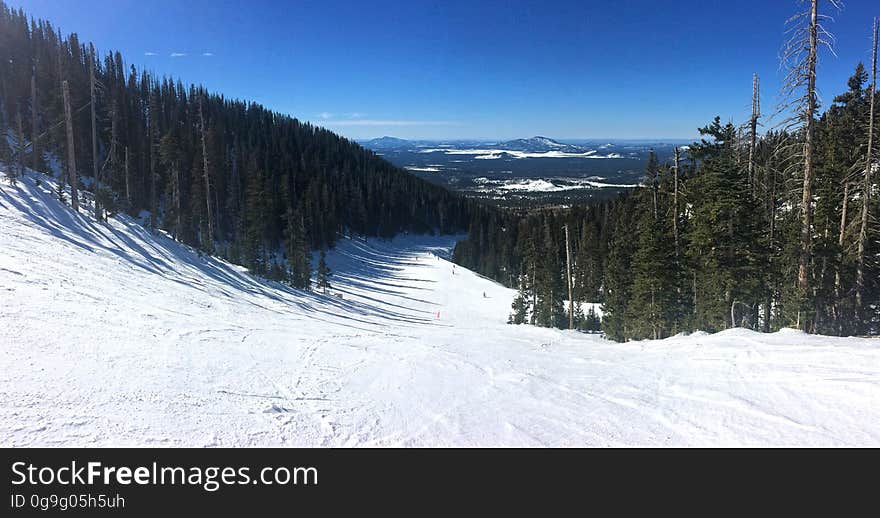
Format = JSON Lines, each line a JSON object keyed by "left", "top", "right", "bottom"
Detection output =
{"left": 762, "top": 130, "right": 800, "bottom": 331}
{"left": 778, "top": 0, "right": 841, "bottom": 329}
{"left": 61, "top": 80, "right": 78, "bottom": 211}
{"left": 124, "top": 146, "right": 130, "bottom": 202}
{"left": 148, "top": 94, "right": 157, "bottom": 230}
{"left": 564, "top": 224, "right": 574, "bottom": 330}
{"left": 531, "top": 258, "right": 537, "bottom": 326}
{"left": 856, "top": 17, "right": 878, "bottom": 325}
{"left": 89, "top": 43, "right": 101, "bottom": 220}
{"left": 764, "top": 151, "right": 780, "bottom": 332}
{"left": 14, "top": 107, "right": 24, "bottom": 183}
{"left": 31, "top": 65, "right": 38, "bottom": 173}
{"left": 797, "top": 0, "right": 819, "bottom": 302}
{"left": 673, "top": 146, "right": 680, "bottom": 259}
{"left": 55, "top": 41, "right": 66, "bottom": 200}
{"left": 175, "top": 159, "right": 181, "bottom": 239}
{"left": 834, "top": 180, "right": 848, "bottom": 296}
{"left": 650, "top": 155, "right": 658, "bottom": 220}
{"left": 199, "top": 94, "right": 214, "bottom": 246}
{"left": 107, "top": 100, "right": 119, "bottom": 182}
{"left": 748, "top": 73, "right": 761, "bottom": 193}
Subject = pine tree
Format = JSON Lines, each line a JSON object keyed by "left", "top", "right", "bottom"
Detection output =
{"left": 573, "top": 220, "right": 601, "bottom": 304}
{"left": 687, "top": 118, "right": 765, "bottom": 331}
{"left": 855, "top": 18, "right": 879, "bottom": 332}
{"left": 158, "top": 131, "right": 182, "bottom": 238}
{"left": 601, "top": 200, "right": 637, "bottom": 341}
{"left": 243, "top": 168, "right": 268, "bottom": 274}
{"left": 533, "top": 219, "right": 565, "bottom": 328}
{"left": 623, "top": 152, "right": 683, "bottom": 339}
{"left": 285, "top": 209, "right": 311, "bottom": 290}
{"left": 627, "top": 200, "right": 677, "bottom": 340}
{"left": 779, "top": 0, "right": 842, "bottom": 331}
{"left": 316, "top": 250, "right": 332, "bottom": 293}
{"left": 509, "top": 274, "right": 531, "bottom": 324}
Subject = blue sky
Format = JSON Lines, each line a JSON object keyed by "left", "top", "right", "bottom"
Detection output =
{"left": 9, "top": 0, "right": 879, "bottom": 140}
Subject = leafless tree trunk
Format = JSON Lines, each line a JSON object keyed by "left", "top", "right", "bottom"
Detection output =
{"left": 834, "top": 180, "right": 848, "bottom": 308}
{"left": 673, "top": 146, "right": 680, "bottom": 259}
{"left": 31, "top": 67, "right": 38, "bottom": 173}
{"left": 108, "top": 102, "right": 118, "bottom": 185}
{"left": 652, "top": 289, "right": 658, "bottom": 340}
{"left": 796, "top": 0, "right": 819, "bottom": 304}
{"left": 564, "top": 224, "right": 573, "bottom": 330}
{"left": 199, "top": 95, "right": 214, "bottom": 245}
{"left": 15, "top": 107, "right": 24, "bottom": 181}
{"left": 230, "top": 138, "right": 239, "bottom": 207}
{"left": 530, "top": 262, "right": 537, "bottom": 326}
{"left": 780, "top": 0, "right": 840, "bottom": 329}
{"left": 55, "top": 41, "right": 66, "bottom": 200}
{"left": 731, "top": 300, "right": 737, "bottom": 329}
{"left": 89, "top": 43, "right": 100, "bottom": 220}
{"left": 764, "top": 160, "right": 778, "bottom": 333}
{"left": 651, "top": 177, "right": 658, "bottom": 221}
{"left": 748, "top": 73, "right": 760, "bottom": 194}
{"left": 124, "top": 146, "right": 130, "bottom": 203}
{"left": 856, "top": 17, "right": 878, "bottom": 325}
{"left": 148, "top": 97, "right": 157, "bottom": 230}
{"left": 174, "top": 161, "right": 181, "bottom": 239}
{"left": 62, "top": 80, "right": 78, "bottom": 211}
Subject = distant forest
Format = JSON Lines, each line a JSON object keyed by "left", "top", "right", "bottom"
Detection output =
{"left": 455, "top": 1, "right": 879, "bottom": 339}
{"left": 0, "top": 1, "right": 471, "bottom": 288}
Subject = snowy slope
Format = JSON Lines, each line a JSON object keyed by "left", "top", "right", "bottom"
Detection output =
{"left": 1, "top": 171, "right": 879, "bottom": 447}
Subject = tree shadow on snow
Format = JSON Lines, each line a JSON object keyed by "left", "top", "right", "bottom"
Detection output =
{"left": 2, "top": 172, "right": 460, "bottom": 332}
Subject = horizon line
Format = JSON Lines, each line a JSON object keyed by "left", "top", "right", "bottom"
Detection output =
{"left": 353, "top": 135, "right": 701, "bottom": 142}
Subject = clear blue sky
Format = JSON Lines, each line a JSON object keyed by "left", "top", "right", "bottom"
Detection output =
{"left": 9, "top": 0, "right": 879, "bottom": 140}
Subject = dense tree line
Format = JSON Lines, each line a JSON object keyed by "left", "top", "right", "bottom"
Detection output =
{"left": 454, "top": 202, "right": 611, "bottom": 331}
{"left": 455, "top": 59, "right": 879, "bottom": 338}
{"left": 605, "top": 53, "right": 879, "bottom": 339}
{"left": 456, "top": 0, "right": 878, "bottom": 339}
{"left": 0, "top": 1, "right": 470, "bottom": 288}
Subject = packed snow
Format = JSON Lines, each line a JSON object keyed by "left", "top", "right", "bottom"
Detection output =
{"left": 1, "top": 170, "right": 879, "bottom": 447}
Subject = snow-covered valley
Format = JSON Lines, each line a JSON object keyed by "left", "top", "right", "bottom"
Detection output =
{"left": 1, "top": 171, "right": 879, "bottom": 447}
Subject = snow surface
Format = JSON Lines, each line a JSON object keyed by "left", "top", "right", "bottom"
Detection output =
{"left": 1, "top": 171, "right": 879, "bottom": 447}
{"left": 417, "top": 148, "right": 624, "bottom": 159}
{"left": 472, "top": 177, "right": 639, "bottom": 193}
{"left": 404, "top": 165, "right": 443, "bottom": 172}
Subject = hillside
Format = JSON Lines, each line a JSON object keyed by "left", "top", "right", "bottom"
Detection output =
{"left": 2, "top": 170, "right": 879, "bottom": 446}
{"left": 0, "top": 1, "right": 471, "bottom": 289}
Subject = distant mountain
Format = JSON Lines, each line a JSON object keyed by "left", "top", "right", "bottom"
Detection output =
{"left": 362, "top": 136, "right": 412, "bottom": 149}
{"left": 496, "top": 136, "right": 584, "bottom": 153}
{"left": 361, "top": 135, "right": 590, "bottom": 153}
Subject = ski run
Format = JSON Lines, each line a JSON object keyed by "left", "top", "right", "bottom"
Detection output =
{"left": 1, "top": 170, "right": 879, "bottom": 447}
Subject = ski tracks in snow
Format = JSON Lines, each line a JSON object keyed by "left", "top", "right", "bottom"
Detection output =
{"left": 2, "top": 172, "right": 880, "bottom": 446}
